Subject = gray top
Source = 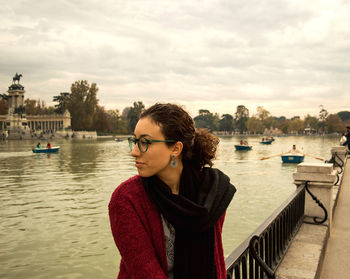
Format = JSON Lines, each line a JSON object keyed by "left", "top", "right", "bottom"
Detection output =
{"left": 161, "top": 214, "right": 175, "bottom": 279}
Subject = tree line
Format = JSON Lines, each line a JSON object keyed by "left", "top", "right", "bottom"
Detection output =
{"left": 1, "top": 80, "right": 349, "bottom": 135}
{"left": 194, "top": 105, "right": 350, "bottom": 134}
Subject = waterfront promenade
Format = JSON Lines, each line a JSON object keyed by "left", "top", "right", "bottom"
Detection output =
{"left": 320, "top": 157, "right": 350, "bottom": 279}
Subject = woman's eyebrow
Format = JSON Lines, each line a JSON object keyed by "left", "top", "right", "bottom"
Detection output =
{"left": 134, "top": 133, "right": 152, "bottom": 138}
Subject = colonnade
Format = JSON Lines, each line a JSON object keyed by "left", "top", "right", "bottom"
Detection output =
{"left": 27, "top": 120, "right": 65, "bottom": 132}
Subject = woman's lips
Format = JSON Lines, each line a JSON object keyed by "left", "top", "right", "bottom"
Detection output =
{"left": 135, "top": 161, "right": 144, "bottom": 168}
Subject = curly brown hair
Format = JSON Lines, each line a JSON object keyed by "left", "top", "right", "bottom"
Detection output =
{"left": 140, "top": 103, "right": 219, "bottom": 170}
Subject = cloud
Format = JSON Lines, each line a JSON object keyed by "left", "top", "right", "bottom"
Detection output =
{"left": 0, "top": 0, "right": 349, "bottom": 118}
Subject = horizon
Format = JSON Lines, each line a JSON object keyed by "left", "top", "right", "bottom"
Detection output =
{"left": 1, "top": 78, "right": 347, "bottom": 120}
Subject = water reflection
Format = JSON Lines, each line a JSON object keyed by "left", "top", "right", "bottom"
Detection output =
{"left": 65, "top": 140, "right": 100, "bottom": 178}
{"left": 0, "top": 135, "right": 340, "bottom": 279}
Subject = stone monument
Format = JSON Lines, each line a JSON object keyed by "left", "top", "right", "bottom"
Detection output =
{"left": 6, "top": 73, "right": 31, "bottom": 139}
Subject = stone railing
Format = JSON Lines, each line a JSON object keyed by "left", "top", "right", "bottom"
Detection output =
{"left": 276, "top": 146, "right": 347, "bottom": 279}
{"left": 225, "top": 145, "right": 348, "bottom": 279}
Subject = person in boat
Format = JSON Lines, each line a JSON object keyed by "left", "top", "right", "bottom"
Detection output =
{"left": 283, "top": 144, "right": 303, "bottom": 155}
{"left": 240, "top": 140, "right": 248, "bottom": 146}
{"left": 36, "top": 142, "right": 41, "bottom": 149}
{"left": 46, "top": 142, "right": 52, "bottom": 149}
{"left": 109, "top": 103, "right": 236, "bottom": 279}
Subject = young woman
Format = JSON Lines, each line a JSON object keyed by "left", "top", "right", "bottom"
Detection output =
{"left": 109, "top": 103, "right": 236, "bottom": 279}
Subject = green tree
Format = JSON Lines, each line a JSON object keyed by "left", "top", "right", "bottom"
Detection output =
{"left": 219, "top": 114, "right": 234, "bottom": 132}
{"left": 273, "top": 116, "right": 286, "bottom": 131}
{"left": 234, "top": 105, "right": 249, "bottom": 134}
{"left": 326, "top": 114, "right": 345, "bottom": 133}
{"left": 247, "top": 117, "right": 263, "bottom": 134}
{"left": 126, "top": 101, "right": 145, "bottom": 133}
{"left": 256, "top": 106, "right": 270, "bottom": 122}
{"left": 256, "top": 106, "right": 271, "bottom": 128}
{"left": 24, "top": 99, "right": 39, "bottom": 115}
{"left": 24, "top": 99, "right": 55, "bottom": 115}
{"left": 0, "top": 94, "right": 8, "bottom": 114}
{"left": 53, "top": 92, "right": 70, "bottom": 114}
{"left": 318, "top": 105, "right": 328, "bottom": 133}
{"left": 107, "top": 109, "right": 128, "bottom": 134}
{"left": 304, "top": 114, "right": 318, "bottom": 131}
{"left": 194, "top": 109, "right": 219, "bottom": 131}
{"left": 93, "top": 106, "right": 110, "bottom": 133}
{"left": 338, "top": 111, "right": 350, "bottom": 122}
{"left": 289, "top": 118, "right": 305, "bottom": 134}
{"left": 278, "top": 119, "right": 290, "bottom": 134}
{"left": 68, "top": 80, "right": 99, "bottom": 130}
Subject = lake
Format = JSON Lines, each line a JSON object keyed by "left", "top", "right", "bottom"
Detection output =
{"left": 0, "top": 135, "right": 340, "bottom": 278}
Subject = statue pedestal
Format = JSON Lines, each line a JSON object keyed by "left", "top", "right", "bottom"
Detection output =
{"left": 6, "top": 113, "right": 31, "bottom": 140}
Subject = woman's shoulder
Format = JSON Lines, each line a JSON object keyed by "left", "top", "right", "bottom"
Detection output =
{"left": 112, "top": 175, "right": 144, "bottom": 195}
{"left": 109, "top": 175, "right": 145, "bottom": 207}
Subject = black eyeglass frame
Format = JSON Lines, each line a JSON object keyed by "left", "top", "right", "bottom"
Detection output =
{"left": 128, "top": 136, "right": 176, "bottom": 153}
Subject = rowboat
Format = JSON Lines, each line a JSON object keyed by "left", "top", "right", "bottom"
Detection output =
{"left": 235, "top": 144, "right": 252, "bottom": 151}
{"left": 32, "top": 146, "right": 60, "bottom": 153}
{"left": 260, "top": 140, "right": 273, "bottom": 145}
{"left": 281, "top": 155, "right": 304, "bottom": 163}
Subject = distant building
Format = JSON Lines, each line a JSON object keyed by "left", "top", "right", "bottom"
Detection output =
{"left": 303, "top": 124, "right": 317, "bottom": 135}
{"left": 263, "top": 127, "right": 283, "bottom": 135}
{"left": 0, "top": 74, "right": 71, "bottom": 139}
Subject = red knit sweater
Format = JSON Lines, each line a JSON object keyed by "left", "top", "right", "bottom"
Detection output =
{"left": 109, "top": 175, "right": 227, "bottom": 279}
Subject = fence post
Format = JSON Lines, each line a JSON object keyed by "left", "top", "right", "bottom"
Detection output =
{"left": 330, "top": 146, "right": 347, "bottom": 161}
{"left": 293, "top": 163, "right": 337, "bottom": 233}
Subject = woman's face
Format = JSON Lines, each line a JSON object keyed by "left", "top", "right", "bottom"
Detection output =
{"left": 131, "top": 117, "right": 174, "bottom": 177}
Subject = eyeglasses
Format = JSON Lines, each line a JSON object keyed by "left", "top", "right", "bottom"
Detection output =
{"left": 128, "top": 136, "right": 176, "bottom": 153}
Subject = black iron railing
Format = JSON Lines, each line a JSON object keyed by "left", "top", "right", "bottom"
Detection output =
{"left": 225, "top": 185, "right": 306, "bottom": 279}
{"left": 326, "top": 152, "right": 345, "bottom": 185}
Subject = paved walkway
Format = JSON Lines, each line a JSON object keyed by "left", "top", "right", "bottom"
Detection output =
{"left": 320, "top": 159, "right": 350, "bottom": 279}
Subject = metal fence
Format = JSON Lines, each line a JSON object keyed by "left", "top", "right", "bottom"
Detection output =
{"left": 225, "top": 185, "right": 306, "bottom": 279}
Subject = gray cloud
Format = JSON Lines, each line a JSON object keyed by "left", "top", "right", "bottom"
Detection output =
{"left": 1, "top": 0, "right": 349, "bottom": 118}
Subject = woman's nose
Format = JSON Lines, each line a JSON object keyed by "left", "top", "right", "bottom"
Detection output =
{"left": 131, "top": 144, "right": 141, "bottom": 157}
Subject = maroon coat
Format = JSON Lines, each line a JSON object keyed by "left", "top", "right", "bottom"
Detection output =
{"left": 109, "top": 175, "right": 227, "bottom": 279}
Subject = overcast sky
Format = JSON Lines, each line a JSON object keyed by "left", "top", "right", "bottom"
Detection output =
{"left": 1, "top": 0, "right": 349, "bottom": 118}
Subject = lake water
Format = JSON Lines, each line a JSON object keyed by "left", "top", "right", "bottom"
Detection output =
{"left": 0, "top": 135, "right": 339, "bottom": 279}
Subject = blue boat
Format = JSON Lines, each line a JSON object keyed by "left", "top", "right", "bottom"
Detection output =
{"left": 235, "top": 145, "right": 252, "bottom": 151}
{"left": 32, "top": 146, "right": 60, "bottom": 153}
{"left": 260, "top": 140, "right": 273, "bottom": 145}
{"left": 281, "top": 155, "right": 304, "bottom": 163}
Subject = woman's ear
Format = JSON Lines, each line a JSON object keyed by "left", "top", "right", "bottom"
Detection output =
{"left": 171, "top": 141, "right": 183, "bottom": 156}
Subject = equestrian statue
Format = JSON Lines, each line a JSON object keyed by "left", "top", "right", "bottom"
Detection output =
{"left": 13, "top": 73, "right": 23, "bottom": 84}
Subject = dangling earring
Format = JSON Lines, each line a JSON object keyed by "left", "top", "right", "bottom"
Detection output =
{"left": 170, "top": 155, "right": 178, "bottom": 168}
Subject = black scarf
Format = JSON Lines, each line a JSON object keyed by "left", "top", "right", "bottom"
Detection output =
{"left": 142, "top": 163, "right": 236, "bottom": 279}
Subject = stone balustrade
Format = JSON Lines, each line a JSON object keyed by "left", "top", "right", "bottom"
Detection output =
{"left": 276, "top": 146, "right": 348, "bottom": 279}
{"left": 293, "top": 162, "right": 337, "bottom": 231}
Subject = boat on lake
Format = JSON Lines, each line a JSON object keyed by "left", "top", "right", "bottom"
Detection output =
{"left": 235, "top": 140, "right": 252, "bottom": 150}
{"left": 260, "top": 140, "right": 273, "bottom": 144}
{"left": 32, "top": 146, "right": 60, "bottom": 153}
{"left": 281, "top": 154, "right": 304, "bottom": 163}
{"left": 235, "top": 144, "right": 252, "bottom": 150}
{"left": 260, "top": 137, "right": 274, "bottom": 144}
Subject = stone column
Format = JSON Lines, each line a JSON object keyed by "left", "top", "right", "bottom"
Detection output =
{"left": 293, "top": 162, "right": 337, "bottom": 234}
